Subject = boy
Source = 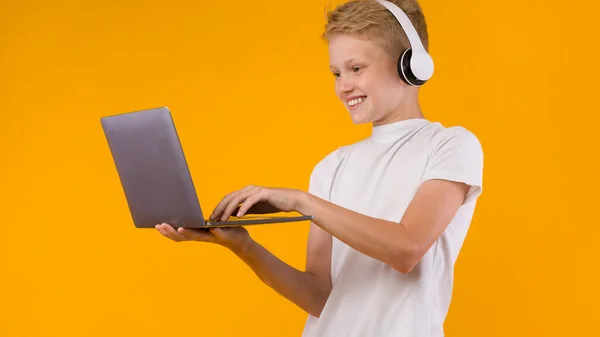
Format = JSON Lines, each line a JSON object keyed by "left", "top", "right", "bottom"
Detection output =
{"left": 156, "top": 0, "right": 484, "bottom": 336}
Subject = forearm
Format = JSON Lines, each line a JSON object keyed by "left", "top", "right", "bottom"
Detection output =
{"left": 230, "top": 239, "right": 330, "bottom": 317}
{"left": 297, "top": 193, "right": 418, "bottom": 273}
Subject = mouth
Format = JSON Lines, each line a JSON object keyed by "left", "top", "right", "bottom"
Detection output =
{"left": 347, "top": 96, "right": 366, "bottom": 110}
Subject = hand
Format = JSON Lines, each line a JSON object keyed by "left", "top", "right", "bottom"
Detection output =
{"left": 155, "top": 223, "right": 251, "bottom": 252}
{"left": 210, "top": 185, "right": 304, "bottom": 221}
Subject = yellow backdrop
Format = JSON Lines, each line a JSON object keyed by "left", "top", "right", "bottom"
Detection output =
{"left": 1, "top": 0, "right": 598, "bottom": 336}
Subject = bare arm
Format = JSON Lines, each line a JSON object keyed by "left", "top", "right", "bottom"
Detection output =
{"left": 296, "top": 179, "right": 470, "bottom": 273}
{"left": 159, "top": 212, "right": 333, "bottom": 318}
{"left": 229, "top": 222, "right": 332, "bottom": 317}
{"left": 210, "top": 179, "right": 472, "bottom": 275}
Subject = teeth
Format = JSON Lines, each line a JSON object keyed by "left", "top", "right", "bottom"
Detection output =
{"left": 348, "top": 97, "right": 365, "bottom": 107}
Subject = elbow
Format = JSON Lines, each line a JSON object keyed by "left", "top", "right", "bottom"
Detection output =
{"left": 392, "top": 261, "right": 418, "bottom": 274}
{"left": 390, "top": 245, "right": 422, "bottom": 274}
{"left": 307, "top": 297, "right": 327, "bottom": 318}
{"left": 306, "top": 282, "right": 331, "bottom": 318}
{"left": 308, "top": 307, "right": 323, "bottom": 318}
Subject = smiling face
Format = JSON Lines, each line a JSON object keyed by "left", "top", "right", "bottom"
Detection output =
{"left": 328, "top": 33, "right": 410, "bottom": 125}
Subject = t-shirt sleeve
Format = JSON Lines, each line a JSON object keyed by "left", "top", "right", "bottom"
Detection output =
{"left": 307, "top": 147, "right": 346, "bottom": 202}
{"left": 308, "top": 163, "right": 327, "bottom": 200}
{"left": 421, "top": 128, "right": 484, "bottom": 205}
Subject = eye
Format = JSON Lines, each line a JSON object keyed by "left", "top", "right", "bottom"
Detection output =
{"left": 352, "top": 66, "right": 363, "bottom": 73}
{"left": 332, "top": 72, "right": 340, "bottom": 78}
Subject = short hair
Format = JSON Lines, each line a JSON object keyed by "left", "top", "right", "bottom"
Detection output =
{"left": 322, "top": 0, "right": 430, "bottom": 59}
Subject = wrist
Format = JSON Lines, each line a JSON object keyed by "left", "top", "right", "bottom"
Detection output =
{"left": 295, "top": 190, "right": 313, "bottom": 215}
{"left": 229, "top": 236, "right": 256, "bottom": 257}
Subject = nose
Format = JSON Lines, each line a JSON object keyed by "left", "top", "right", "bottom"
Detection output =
{"left": 337, "top": 75, "right": 354, "bottom": 97}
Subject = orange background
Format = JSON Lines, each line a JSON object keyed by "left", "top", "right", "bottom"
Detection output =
{"left": 1, "top": 0, "right": 598, "bottom": 336}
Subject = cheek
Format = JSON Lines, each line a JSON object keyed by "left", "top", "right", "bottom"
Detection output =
{"left": 364, "top": 79, "right": 390, "bottom": 104}
{"left": 334, "top": 81, "right": 343, "bottom": 98}
{"left": 363, "top": 73, "right": 394, "bottom": 94}
{"left": 377, "top": 78, "right": 403, "bottom": 101}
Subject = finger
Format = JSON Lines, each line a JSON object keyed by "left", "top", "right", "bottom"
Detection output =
{"left": 160, "top": 224, "right": 190, "bottom": 241}
{"left": 221, "top": 189, "right": 259, "bottom": 221}
{"left": 233, "top": 201, "right": 280, "bottom": 215}
{"left": 237, "top": 189, "right": 268, "bottom": 217}
{"left": 156, "top": 223, "right": 189, "bottom": 242}
{"left": 210, "top": 185, "right": 255, "bottom": 220}
{"left": 209, "top": 192, "right": 239, "bottom": 221}
{"left": 177, "top": 227, "right": 214, "bottom": 242}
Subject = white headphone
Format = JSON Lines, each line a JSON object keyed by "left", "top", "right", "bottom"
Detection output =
{"left": 375, "top": 0, "right": 434, "bottom": 86}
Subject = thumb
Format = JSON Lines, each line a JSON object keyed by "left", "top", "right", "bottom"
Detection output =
{"left": 209, "top": 227, "right": 228, "bottom": 239}
{"left": 210, "top": 227, "right": 241, "bottom": 244}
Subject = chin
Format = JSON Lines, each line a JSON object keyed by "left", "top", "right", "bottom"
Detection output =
{"left": 349, "top": 110, "right": 374, "bottom": 124}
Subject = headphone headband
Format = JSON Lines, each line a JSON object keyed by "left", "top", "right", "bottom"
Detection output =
{"left": 375, "top": 0, "right": 434, "bottom": 84}
{"left": 375, "top": 0, "right": 427, "bottom": 54}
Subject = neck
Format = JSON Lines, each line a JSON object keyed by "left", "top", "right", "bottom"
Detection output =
{"left": 372, "top": 90, "right": 424, "bottom": 127}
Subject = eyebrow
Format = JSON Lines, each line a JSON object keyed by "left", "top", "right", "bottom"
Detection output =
{"left": 329, "top": 58, "right": 359, "bottom": 70}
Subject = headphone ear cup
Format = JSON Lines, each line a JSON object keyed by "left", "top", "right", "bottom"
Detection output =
{"left": 397, "top": 49, "right": 427, "bottom": 87}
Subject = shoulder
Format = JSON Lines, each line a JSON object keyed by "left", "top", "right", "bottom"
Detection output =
{"left": 307, "top": 143, "right": 356, "bottom": 199}
{"left": 422, "top": 122, "right": 483, "bottom": 160}
{"left": 310, "top": 144, "right": 352, "bottom": 180}
{"left": 419, "top": 122, "right": 485, "bottom": 201}
{"left": 424, "top": 122, "right": 482, "bottom": 146}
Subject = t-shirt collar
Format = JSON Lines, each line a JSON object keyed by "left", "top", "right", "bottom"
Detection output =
{"left": 371, "top": 118, "right": 429, "bottom": 139}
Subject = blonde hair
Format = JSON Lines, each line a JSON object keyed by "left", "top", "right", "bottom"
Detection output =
{"left": 322, "top": 0, "right": 429, "bottom": 59}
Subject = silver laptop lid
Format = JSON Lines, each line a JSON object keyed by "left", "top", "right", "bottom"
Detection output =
{"left": 100, "top": 107, "right": 206, "bottom": 228}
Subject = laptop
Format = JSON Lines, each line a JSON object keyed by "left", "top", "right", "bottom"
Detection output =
{"left": 100, "top": 106, "right": 313, "bottom": 229}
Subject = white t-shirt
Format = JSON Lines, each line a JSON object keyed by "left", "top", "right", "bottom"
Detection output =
{"left": 301, "top": 118, "right": 484, "bottom": 337}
